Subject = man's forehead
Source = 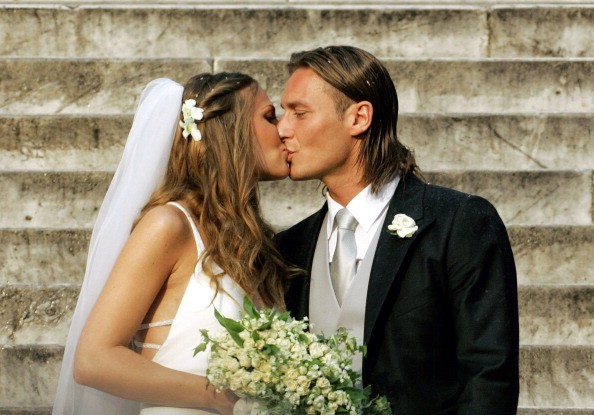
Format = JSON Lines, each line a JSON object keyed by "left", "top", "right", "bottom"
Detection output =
{"left": 281, "top": 69, "right": 332, "bottom": 107}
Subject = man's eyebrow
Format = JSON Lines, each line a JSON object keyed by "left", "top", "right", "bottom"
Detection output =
{"left": 280, "top": 100, "right": 309, "bottom": 110}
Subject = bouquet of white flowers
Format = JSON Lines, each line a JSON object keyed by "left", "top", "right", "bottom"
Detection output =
{"left": 195, "top": 297, "right": 392, "bottom": 415}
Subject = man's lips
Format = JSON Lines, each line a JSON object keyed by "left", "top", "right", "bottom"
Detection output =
{"left": 286, "top": 151, "right": 295, "bottom": 163}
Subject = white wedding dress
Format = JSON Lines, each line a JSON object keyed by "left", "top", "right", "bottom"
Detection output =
{"left": 139, "top": 202, "right": 247, "bottom": 415}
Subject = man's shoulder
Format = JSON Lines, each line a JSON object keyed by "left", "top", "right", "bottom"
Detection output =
{"left": 277, "top": 205, "right": 326, "bottom": 243}
{"left": 418, "top": 179, "right": 502, "bottom": 223}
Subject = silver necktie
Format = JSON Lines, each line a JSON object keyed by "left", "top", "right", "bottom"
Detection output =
{"left": 331, "top": 208, "right": 358, "bottom": 306}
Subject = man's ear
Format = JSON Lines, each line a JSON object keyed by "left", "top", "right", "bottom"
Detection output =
{"left": 348, "top": 101, "right": 373, "bottom": 138}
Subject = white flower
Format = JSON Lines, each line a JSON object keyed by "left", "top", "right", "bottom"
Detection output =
{"left": 182, "top": 99, "right": 204, "bottom": 121}
{"left": 179, "top": 99, "right": 204, "bottom": 141}
{"left": 387, "top": 213, "right": 418, "bottom": 238}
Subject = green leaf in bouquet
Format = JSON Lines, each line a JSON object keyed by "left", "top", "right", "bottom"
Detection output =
{"left": 257, "top": 320, "right": 272, "bottom": 331}
{"left": 298, "top": 333, "right": 310, "bottom": 344}
{"left": 214, "top": 308, "right": 245, "bottom": 347}
{"left": 243, "top": 296, "right": 260, "bottom": 319}
{"left": 364, "top": 395, "right": 392, "bottom": 415}
{"left": 344, "top": 385, "right": 368, "bottom": 402}
{"left": 261, "top": 344, "right": 280, "bottom": 356}
{"left": 194, "top": 329, "right": 212, "bottom": 356}
{"left": 194, "top": 342, "right": 207, "bottom": 356}
{"left": 277, "top": 310, "right": 291, "bottom": 322}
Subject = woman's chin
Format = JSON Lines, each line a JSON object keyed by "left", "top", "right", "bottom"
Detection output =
{"left": 258, "top": 170, "right": 289, "bottom": 182}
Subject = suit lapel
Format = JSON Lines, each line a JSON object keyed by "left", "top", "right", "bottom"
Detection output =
{"left": 364, "top": 175, "right": 434, "bottom": 343}
{"left": 290, "top": 204, "right": 327, "bottom": 319}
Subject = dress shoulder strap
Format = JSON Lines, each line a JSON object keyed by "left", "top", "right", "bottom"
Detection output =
{"left": 166, "top": 201, "right": 206, "bottom": 253}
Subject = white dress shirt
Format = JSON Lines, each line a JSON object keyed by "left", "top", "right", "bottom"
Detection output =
{"left": 327, "top": 176, "right": 399, "bottom": 267}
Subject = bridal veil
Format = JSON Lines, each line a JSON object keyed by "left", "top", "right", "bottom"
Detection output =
{"left": 52, "top": 78, "right": 184, "bottom": 415}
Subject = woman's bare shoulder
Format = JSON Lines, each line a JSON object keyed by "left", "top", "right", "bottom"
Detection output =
{"left": 133, "top": 203, "right": 193, "bottom": 245}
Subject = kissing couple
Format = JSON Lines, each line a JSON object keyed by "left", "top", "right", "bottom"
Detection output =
{"left": 53, "top": 45, "right": 519, "bottom": 415}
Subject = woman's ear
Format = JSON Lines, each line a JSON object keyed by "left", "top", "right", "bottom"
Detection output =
{"left": 348, "top": 101, "right": 373, "bottom": 138}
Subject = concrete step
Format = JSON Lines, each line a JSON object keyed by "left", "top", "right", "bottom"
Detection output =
{"left": 2, "top": 114, "right": 593, "bottom": 172}
{"left": 220, "top": 58, "right": 594, "bottom": 114}
{"left": 3, "top": 226, "right": 592, "bottom": 287}
{"left": 0, "top": 409, "right": 578, "bottom": 415}
{"left": 400, "top": 114, "right": 594, "bottom": 172}
{"left": 421, "top": 170, "right": 593, "bottom": 227}
{"left": 1, "top": 345, "right": 591, "bottom": 408}
{"left": 5, "top": 0, "right": 594, "bottom": 4}
{"left": 518, "top": 410, "right": 594, "bottom": 415}
{"left": 3, "top": 225, "right": 592, "bottom": 286}
{"left": 1, "top": 283, "right": 591, "bottom": 346}
{"left": 0, "top": 229, "right": 89, "bottom": 285}
{"left": 0, "top": 115, "right": 129, "bottom": 172}
{"left": 509, "top": 226, "right": 594, "bottom": 286}
{"left": 0, "top": 345, "right": 63, "bottom": 408}
{"left": 2, "top": 58, "right": 593, "bottom": 115}
{"left": 1, "top": 171, "right": 591, "bottom": 229}
{"left": 0, "top": 172, "right": 109, "bottom": 229}
{"left": 2, "top": 5, "right": 593, "bottom": 59}
{"left": 0, "top": 285, "right": 78, "bottom": 346}
{"left": 518, "top": 285, "right": 594, "bottom": 346}
{"left": 0, "top": 410, "right": 580, "bottom": 415}
{"left": 520, "top": 346, "right": 594, "bottom": 408}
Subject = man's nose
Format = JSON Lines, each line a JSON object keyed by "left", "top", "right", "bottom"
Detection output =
{"left": 277, "top": 113, "right": 291, "bottom": 141}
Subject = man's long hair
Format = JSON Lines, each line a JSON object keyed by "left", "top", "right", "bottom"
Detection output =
{"left": 288, "top": 46, "right": 419, "bottom": 193}
{"left": 140, "top": 72, "right": 293, "bottom": 308}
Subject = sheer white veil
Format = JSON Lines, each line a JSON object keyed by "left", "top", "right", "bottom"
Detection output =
{"left": 52, "top": 78, "right": 184, "bottom": 415}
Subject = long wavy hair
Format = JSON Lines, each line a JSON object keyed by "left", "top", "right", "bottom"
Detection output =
{"left": 139, "top": 72, "right": 293, "bottom": 308}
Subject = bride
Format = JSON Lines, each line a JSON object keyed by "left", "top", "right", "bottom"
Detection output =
{"left": 52, "top": 73, "right": 297, "bottom": 414}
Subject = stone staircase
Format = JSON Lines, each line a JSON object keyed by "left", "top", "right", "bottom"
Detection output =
{"left": 1, "top": 1, "right": 593, "bottom": 414}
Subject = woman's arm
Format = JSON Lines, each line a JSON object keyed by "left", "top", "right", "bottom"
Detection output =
{"left": 74, "top": 205, "right": 236, "bottom": 414}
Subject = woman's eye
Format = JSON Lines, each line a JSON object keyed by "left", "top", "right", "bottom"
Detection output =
{"left": 266, "top": 114, "right": 278, "bottom": 124}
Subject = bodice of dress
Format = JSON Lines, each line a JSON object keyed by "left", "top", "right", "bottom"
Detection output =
{"left": 139, "top": 202, "right": 246, "bottom": 414}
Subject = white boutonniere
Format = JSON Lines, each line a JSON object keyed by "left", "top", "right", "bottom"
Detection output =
{"left": 387, "top": 213, "right": 418, "bottom": 238}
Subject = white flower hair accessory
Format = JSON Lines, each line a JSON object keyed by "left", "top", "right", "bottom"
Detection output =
{"left": 387, "top": 213, "right": 418, "bottom": 238}
{"left": 179, "top": 99, "right": 205, "bottom": 141}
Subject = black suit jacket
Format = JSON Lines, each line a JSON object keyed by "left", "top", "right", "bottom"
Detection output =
{"left": 276, "top": 174, "right": 519, "bottom": 415}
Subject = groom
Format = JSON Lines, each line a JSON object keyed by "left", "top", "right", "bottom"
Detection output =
{"left": 276, "top": 46, "right": 519, "bottom": 414}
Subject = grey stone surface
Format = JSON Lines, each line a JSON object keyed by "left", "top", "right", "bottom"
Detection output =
{"left": 5, "top": 0, "right": 594, "bottom": 3}
{"left": 0, "top": 409, "right": 51, "bottom": 415}
{"left": 0, "top": 172, "right": 110, "bottom": 229}
{"left": 220, "top": 59, "right": 594, "bottom": 113}
{"left": 3, "top": 5, "right": 593, "bottom": 59}
{"left": 3, "top": 114, "right": 592, "bottom": 172}
{"left": 2, "top": 225, "right": 591, "bottom": 288}
{"left": 0, "top": 286, "right": 78, "bottom": 345}
{"left": 0, "top": 6, "right": 487, "bottom": 59}
{"left": 0, "top": 115, "right": 129, "bottom": 172}
{"left": 0, "top": 1, "right": 592, "bottom": 413}
{"left": 0, "top": 59, "right": 210, "bottom": 115}
{"left": 2, "top": 171, "right": 591, "bottom": 229}
{"left": 519, "top": 286, "right": 594, "bottom": 346}
{"left": 422, "top": 171, "right": 593, "bottom": 226}
{"left": 509, "top": 226, "right": 594, "bottom": 285}
{"left": 0, "top": 229, "right": 89, "bottom": 285}
{"left": 2, "top": 345, "right": 592, "bottom": 408}
{"left": 0, "top": 346, "right": 63, "bottom": 407}
{"left": 490, "top": 6, "right": 594, "bottom": 58}
{"left": 3, "top": 59, "right": 594, "bottom": 115}
{"left": 2, "top": 283, "right": 590, "bottom": 347}
{"left": 518, "top": 410, "right": 594, "bottom": 415}
{"left": 520, "top": 346, "right": 594, "bottom": 407}
{"left": 399, "top": 114, "right": 594, "bottom": 171}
